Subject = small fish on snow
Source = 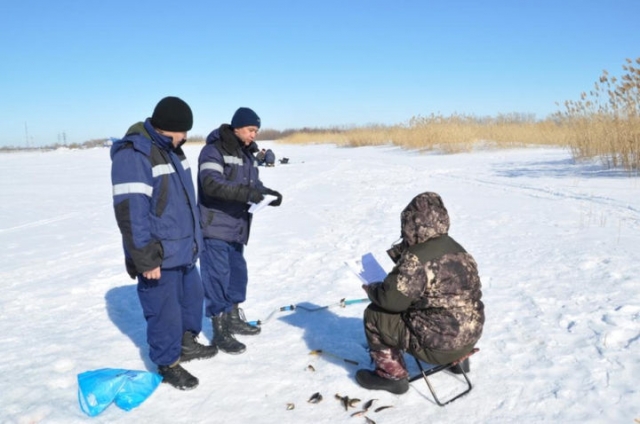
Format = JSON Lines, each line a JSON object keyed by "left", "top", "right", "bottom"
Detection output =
{"left": 363, "top": 398, "right": 378, "bottom": 411}
{"left": 307, "top": 392, "right": 323, "bottom": 403}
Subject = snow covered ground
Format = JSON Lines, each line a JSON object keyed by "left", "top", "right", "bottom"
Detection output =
{"left": 0, "top": 142, "right": 638, "bottom": 423}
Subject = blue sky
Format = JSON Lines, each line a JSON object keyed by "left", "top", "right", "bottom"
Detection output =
{"left": 1, "top": 0, "right": 638, "bottom": 147}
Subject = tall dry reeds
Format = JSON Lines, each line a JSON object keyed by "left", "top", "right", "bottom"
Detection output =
{"left": 277, "top": 58, "right": 639, "bottom": 171}
{"left": 279, "top": 113, "right": 571, "bottom": 152}
{"left": 553, "top": 57, "right": 640, "bottom": 170}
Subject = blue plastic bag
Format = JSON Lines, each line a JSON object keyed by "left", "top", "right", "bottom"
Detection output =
{"left": 77, "top": 368, "right": 162, "bottom": 417}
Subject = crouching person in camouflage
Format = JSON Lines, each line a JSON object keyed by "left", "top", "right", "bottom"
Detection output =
{"left": 356, "top": 192, "right": 485, "bottom": 395}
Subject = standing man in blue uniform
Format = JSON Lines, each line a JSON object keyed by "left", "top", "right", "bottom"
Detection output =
{"left": 111, "top": 96, "right": 217, "bottom": 390}
{"left": 198, "top": 107, "right": 282, "bottom": 354}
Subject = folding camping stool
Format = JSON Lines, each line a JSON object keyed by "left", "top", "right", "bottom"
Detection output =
{"left": 408, "top": 347, "right": 479, "bottom": 406}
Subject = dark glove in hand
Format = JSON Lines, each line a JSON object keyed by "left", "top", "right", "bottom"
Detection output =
{"left": 264, "top": 188, "right": 283, "bottom": 206}
{"left": 248, "top": 188, "right": 265, "bottom": 204}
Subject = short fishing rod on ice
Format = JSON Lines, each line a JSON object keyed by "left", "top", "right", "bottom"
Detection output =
{"left": 248, "top": 297, "right": 369, "bottom": 327}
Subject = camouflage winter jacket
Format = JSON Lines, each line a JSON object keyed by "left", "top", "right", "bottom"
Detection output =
{"left": 365, "top": 192, "right": 484, "bottom": 352}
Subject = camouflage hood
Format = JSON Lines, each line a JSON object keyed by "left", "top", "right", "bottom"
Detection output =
{"left": 401, "top": 192, "right": 450, "bottom": 246}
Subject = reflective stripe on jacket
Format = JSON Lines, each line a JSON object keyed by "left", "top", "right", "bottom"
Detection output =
{"left": 197, "top": 124, "right": 264, "bottom": 245}
{"left": 110, "top": 119, "right": 202, "bottom": 275}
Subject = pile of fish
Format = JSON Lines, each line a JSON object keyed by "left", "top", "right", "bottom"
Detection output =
{"left": 286, "top": 390, "right": 394, "bottom": 423}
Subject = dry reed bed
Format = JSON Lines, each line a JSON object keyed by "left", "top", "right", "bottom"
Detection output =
{"left": 279, "top": 58, "right": 640, "bottom": 171}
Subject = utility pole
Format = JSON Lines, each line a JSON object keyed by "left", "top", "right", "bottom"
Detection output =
{"left": 25, "top": 122, "right": 30, "bottom": 148}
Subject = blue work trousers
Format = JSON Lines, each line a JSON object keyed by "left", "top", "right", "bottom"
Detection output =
{"left": 136, "top": 264, "right": 204, "bottom": 366}
{"left": 201, "top": 238, "right": 248, "bottom": 316}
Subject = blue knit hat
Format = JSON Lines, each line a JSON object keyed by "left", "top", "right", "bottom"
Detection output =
{"left": 231, "top": 107, "right": 261, "bottom": 129}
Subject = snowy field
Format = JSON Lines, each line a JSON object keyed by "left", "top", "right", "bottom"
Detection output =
{"left": 0, "top": 142, "right": 638, "bottom": 423}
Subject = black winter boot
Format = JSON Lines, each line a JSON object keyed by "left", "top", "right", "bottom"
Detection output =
{"left": 212, "top": 314, "right": 246, "bottom": 354}
{"left": 449, "top": 358, "right": 470, "bottom": 374}
{"left": 180, "top": 331, "right": 218, "bottom": 363}
{"left": 158, "top": 363, "right": 198, "bottom": 390}
{"left": 355, "top": 369, "right": 409, "bottom": 395}
{"left": 226, "top": 304, "right": 261, "bottom": 335}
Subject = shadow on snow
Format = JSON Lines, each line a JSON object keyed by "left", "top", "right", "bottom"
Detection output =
{"left": 494, "top": 158, "right": 639, "bottom": 179}
{"left": 104, "top": 284, "right": 154, "bottom": 370}
{"left": 277, "top": 301, "right": 428, "bottom": 382}
{"left": 104, "top": 283, "right": 219, "bottom": 370}
{"left": 279, "top": 301, "right": 370, "bottom": 378}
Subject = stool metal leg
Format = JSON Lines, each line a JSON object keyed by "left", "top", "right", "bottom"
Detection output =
{"left": 410, "top": 354, "right": 475, "bottom": 406}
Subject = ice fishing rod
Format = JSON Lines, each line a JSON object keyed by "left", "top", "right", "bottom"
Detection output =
{"left": 248, "top": 297, "right": 369, "bottom": 326}
{"left": 248, "top": 304, "right": 296, "bottom": 327}
{"left": 309, "top": 349, "right": 359, "bottom": 366}
{"left": 296, "top": 297, "right": 369, "bottom": 312}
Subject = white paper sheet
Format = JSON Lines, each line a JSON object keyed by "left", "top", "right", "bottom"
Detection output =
{"left": 248, "top": 194, "right": 278, "bottom": 214}
{"left": 345, "top": 252, "right": 388, "bottom": 285}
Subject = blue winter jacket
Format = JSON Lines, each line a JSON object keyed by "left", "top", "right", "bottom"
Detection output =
{"left": 197, "top": 124, "right": 266, "bottom": 245}
{"left": 111, "top": 119, "right": 203, "bottom": 277}
{"left": 264, "top": 149, "right": 275, "bottom": 165}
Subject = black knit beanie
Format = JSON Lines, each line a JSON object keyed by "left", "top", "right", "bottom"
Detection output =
{"left": 231, "top": 107, "right": 261, "bottom": 129}
{"left": 150, "top": 96, "right": 193, "bottom": 132}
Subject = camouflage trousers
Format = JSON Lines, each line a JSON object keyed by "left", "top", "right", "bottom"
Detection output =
{"left": 364, "top": 304, "right": 475, "bottom": 380}
{"left": 364, "top": 304, "right": 410, "bottom": 380}
{"left": 369, "top": 347, "right": 409, "bottom": 380}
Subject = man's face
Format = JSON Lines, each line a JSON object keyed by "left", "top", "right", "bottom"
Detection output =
{"left": 159, "top": 130, "right": 188, "bottom": 148}
{"left": 234, "top": 126, "right": 259, "bottom": 146}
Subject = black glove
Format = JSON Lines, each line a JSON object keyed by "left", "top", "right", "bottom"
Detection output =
{"left": 264, "top": 188, "right": 283, "bottom": 206}
{"left": 248, "top": 188, "right": 265, "bottom": 204}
